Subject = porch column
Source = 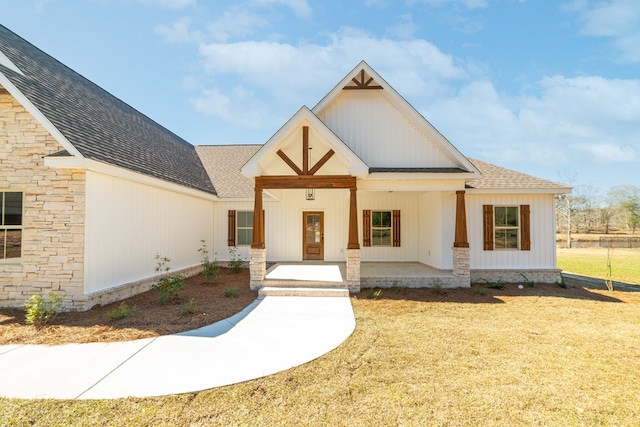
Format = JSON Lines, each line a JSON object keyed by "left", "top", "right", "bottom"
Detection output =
{"left": 452, "top": 190, "right": 470, "bottom": 287}
{"left": 250, "top": 183, "right": 266, "bottom": 290}
{"left": 346, "top": 184, "right": 361, "bottom": 292}
{"left": 347, "top": 185, "right": 359, "bottom": 249}
{"left": 454, "top": 190, "right": 469, "bottom": 248}
{"left": 251, "top": 185, "right": 264, "bottom": 249}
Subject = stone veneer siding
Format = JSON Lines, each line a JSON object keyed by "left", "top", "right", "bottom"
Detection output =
{"left": 0, "top": 92, "right": 86, "bottom": 310}
{"left": 249, "top": 248, "right": 266, "bottom": 290}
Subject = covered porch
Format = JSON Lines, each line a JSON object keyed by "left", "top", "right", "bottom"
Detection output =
{"left": 261, "top": 262, "right": 468, "bottom": 294}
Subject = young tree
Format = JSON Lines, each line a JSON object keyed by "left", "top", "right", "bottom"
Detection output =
{"left": 607, "top": 185, "right": 640, "bottom": 233}
{"left": 622, "top": 195, "right": 640, "bottom": 234}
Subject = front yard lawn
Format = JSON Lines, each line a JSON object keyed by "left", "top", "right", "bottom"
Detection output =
{"left": 2, "top": 283, "right": 639, "bottom": 426}
{"left": 557, "top": 247, "right": 640, "bottom": 285}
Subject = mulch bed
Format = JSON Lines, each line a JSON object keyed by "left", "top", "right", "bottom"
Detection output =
{"left": 0, "top": 268, "right": 257, "bottom": 345}
{"left": 2, "top": 270, "right": 637, "bottom": 347}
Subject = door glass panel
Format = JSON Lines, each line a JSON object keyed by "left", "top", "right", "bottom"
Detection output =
{"left": 306, "top": 214, "right": 321, "bottom": 243}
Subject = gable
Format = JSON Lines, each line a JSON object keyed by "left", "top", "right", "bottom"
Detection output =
{"left": 242, "top": 106, "right": 368, "bottom": 178}
{"left": 314, "top": 61, "right": 479, "bottom": 175}
{"left": 317, "top": 89, "right": 458, "bottom": 169}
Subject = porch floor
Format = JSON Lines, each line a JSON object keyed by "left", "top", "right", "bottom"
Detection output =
{"left": 264, "top": 262, "right": 458, "bottom": 289}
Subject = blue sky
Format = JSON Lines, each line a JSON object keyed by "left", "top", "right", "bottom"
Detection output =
{"left": 2, "top": 0, "right": 639, "bottom": 194}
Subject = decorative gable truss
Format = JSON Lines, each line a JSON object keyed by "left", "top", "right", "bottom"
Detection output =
{"left": 343, "top": 69, "right": 383, "bottom": 90}
{"left": 276, "top": 126, "right": 335, "bottom": 176}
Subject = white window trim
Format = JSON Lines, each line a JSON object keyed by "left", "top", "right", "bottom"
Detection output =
{"left": 494, "top": 205, "right": 520, "bottom": 250}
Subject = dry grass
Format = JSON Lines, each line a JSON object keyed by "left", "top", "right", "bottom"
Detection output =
{"left": 2, "top": 283, "right": 640, "bottom": 426}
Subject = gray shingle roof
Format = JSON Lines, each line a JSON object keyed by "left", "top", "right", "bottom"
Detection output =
{"left": 467, "top": 158, "right": 570, "bottom": 191}
{"left": 0, "top": 24, "right": 215, "bottom": 195}
{"left": 195, "top": 144, "right": 569, "bottom": 197}
{"left": 196, "top": 145, "right": 261, "bottom": 198}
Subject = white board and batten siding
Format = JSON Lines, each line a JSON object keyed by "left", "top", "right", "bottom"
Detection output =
{"left": 317, "top": 91, "right": 456, "bottom": 169}
{"left": 358, "top": 191, "right": 423, "bottom": 262}
{"left": 215, "top": 189, "right": 351, "bottom": 263}
{"left": 84, "top": 171, "right": 214, "bottom": 294}
{"left": 418, "top": 192, "right": 456, "bottom": 270}
{"left": 218, "top": 189, "right": 458, "bottom": 267}
{"left": 466, "top": 193, "right": 557, "bottom": 270}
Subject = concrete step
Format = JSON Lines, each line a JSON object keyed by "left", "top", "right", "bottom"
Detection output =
{"left": 262, "top": 279, "right": 347, "bottom": 288}
{"left": 258, "top": 286, "right": 350, "bottom": 298}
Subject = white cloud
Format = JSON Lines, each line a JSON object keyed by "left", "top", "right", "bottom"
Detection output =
{"left": 574, "top": 143, "right": 637, "bottom": 162}
{"left": 250, "top": 0, "right": 312, "bottom": 17}
{"left": 363, "top": 0, "right": 389, "bottom": 7}
{"left": 155, "top": 17, "right": 197, "bottom": 43}
{"left": 386, "top": 14, "right": 418, "bottom": 39}
{"left": 407, "top": 0, "right": 487, "bottom": 8}
{"left": 192, "top": 28, "right": 468, "bottom": 127}
{"left": 427, "top": 73, "right": 640, "bottom": 172}
{"left": 574, "top": 0, "right": 640, "bottom": 62}
{"left": 138, "top": 0, "right": 196, "bottom": 9}
{"left": 206, "top": 7, "right": 269, "bottom": 42}
{"left": 34, "top": 0, "right": 56, "bottom": 13}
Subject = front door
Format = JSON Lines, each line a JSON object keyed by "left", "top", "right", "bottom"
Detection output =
{"left": 303, "top": 211, "right": 324, "bottom": 260}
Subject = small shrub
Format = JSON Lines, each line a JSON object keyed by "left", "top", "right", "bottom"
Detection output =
{"left": 224, "top": 288, "right": 239, "bottom": 298}
{"left": 152, "top": 253, "right": 184, "bottom": 304}
{"left": 24, "top": 293, "right": 65, "bottom": 326}
{"left": 107, "top": 302, "right": 137, "bottom": 320}
{"left": 471, "top": 284, "right": 487, "bottom": 296}
{"left": 179, "top": 298, "right": 198, "bottom": 316}
{"left": 521, "top": 273, "right": 535, "bottom": 287}
{"left": 479, "top": 278, "right": 506, "bottom": 290}
{"left": 431, "top": 279, "right": 447, "bottom": 295}
{"left": 367, "top": 289, "right": 382, "bottom": 299}
{"left": 556, "top": 274, "right": 567, "bottom": 288}
{"left": 227, "top": 246, "right": 245, "bottom": 273}
{"left": 391, "top": 281, "right": 403, "bottom": 294}
{"left": 198, "top": 240, "right": 220, "bottom": 283}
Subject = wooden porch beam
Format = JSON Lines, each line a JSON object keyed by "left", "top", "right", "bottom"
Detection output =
{"left": 256, "top": 175, "right": 356, "bottom": 189}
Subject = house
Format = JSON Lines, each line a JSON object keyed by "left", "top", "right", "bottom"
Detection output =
{"left": 0, "top": 24, "right": 570, "bottom": 310}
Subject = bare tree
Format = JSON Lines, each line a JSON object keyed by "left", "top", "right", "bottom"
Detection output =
{"left": 555, "top": 169, "right": 577, "bottom": 247}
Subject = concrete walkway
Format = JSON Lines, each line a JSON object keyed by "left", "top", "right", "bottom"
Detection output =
{"left": 0, "top": 295, "right": 355, "bottom": 400}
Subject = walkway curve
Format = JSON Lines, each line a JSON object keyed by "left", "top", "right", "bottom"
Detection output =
{"left": 0, "top": 296, "right": 356, "bottom": 400}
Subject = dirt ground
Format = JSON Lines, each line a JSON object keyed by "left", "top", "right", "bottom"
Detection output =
{"left": 0, "top": 268, "right": 257, "bottom": 345}
{"left": 2, "top": 270, "right": 638, "bottom": 346}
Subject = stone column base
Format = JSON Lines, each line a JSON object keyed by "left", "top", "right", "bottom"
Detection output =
{"left": 452, "top": 246, "right": 470, "bottom": 287}
{"left": 250, "top": 248, "right": 266, "bottom": 290}
{"left": 346, "top": 248, "right": 361, "bottom": 293}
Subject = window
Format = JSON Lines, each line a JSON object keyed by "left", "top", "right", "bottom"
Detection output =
{"left": 372, "top": 211, "right": 392, "bottom": 246}
{"left": 494, "top": 206, "right": 519, "bottom": 249}
{"left": 363, "top": 210, "right": 401, "bottom": 247}
{"left": 228, "top": 210, "right": 254, "bottom": 246}
{"left": 0, "top": 192, "right": 23, "bottom": 263}
{"left": 483, "top": 204, "right": 531, "bottom": 251}
{"left": 236, "top": 211, "right": 253, "bottom": 246}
